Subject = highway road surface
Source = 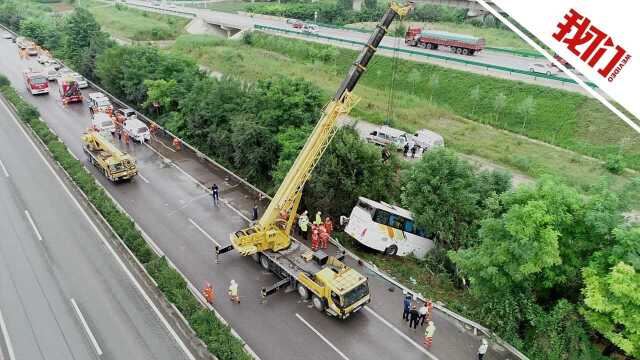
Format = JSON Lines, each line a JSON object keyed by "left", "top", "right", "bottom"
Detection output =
{"left": 0, "top": 73, "right": 194, "bottom": 359}
{"left": 123, "top": 0, "right": 594, "bottom": 96}
{"left": 0, "top": 39, "right": 516, "bottom": 360}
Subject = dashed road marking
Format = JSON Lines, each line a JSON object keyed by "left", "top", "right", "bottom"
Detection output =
{"left": 295, "top": 313, "right": 350, "bottom": 360}
{"left": 138, "top": 173, "right": 150, "bottom": 184}
{"left": 0, "top": 159, "right": 9, "bottom": 177}
{"left": 24, "top": 210, "right": 43, "bottom": 241}
{"left": 188, "top": 218, "right": 221, "bottom": 247}
{"left": 0, "top": 307, "right": 16, "bottom": 360}
{"left": 70, "top": 298, "right": 103, "bottom": 356}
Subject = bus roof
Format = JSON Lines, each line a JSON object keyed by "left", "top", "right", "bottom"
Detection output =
{"left": 357, "top": 197, "right": 414, "bottom": 220}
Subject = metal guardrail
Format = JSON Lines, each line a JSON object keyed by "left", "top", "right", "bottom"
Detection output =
{"left": 254, "top": 24, "right": 596, "bottom": 88}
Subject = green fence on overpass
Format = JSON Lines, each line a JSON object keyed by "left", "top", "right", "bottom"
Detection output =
{"left": 254, "top": 24, "right": 595, "bottom": 88}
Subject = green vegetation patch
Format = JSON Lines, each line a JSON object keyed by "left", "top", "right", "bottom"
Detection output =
{"left": 87, "top": 1, "right": 189, "bottom": 41}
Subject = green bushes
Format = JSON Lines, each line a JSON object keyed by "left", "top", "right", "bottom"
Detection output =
{"left": 0, "top": 81, "right": 253, "bottom": 360}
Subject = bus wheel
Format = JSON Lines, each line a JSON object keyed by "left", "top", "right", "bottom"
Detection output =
{"left": 312, "top": 295, "right": 325, "bottom": 312}
{"left": 384, "top": 245, "right": 398, "bottom": 256}
{"left": 260, "top": 254, "right": 270, "bottom": 271}
{"left": 298, "top": 283, "right": 310, "bottom": 300}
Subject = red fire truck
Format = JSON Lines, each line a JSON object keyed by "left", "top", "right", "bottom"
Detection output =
{"left": 23, "top": 69, "right": 49, "bottom": 95}
{"left": 57, "top": 76, "right": 83, "bottom": 105}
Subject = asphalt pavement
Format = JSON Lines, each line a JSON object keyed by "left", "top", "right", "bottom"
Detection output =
{"left": 0, "top": 70, "right": 192, "bottom": 359}
{"left": 0, "top": 38, "right": 513, "bottom": 360}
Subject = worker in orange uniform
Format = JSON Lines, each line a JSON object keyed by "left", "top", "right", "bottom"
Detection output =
{"left": 426, "top": 298, "right": 433, "bottom": 322}
{"left": 324, "top": 216, "right": 333, "bottom": 237}
{"left": 172, "top": 137, "right": 182, "bottom": 151}
{"left": 122, "top": 130, "right": 130, "bottom": 145}
{"left": 423, "top": 321, "right": 436, "bottom": 349}
{"left": 149, "top": 122, "right": 157, "bottom": 138}
{"left": 311, "top": 224, "right": 319, "bottom": 251}
{"left": 202, "top": 282, "right": 215, "bottom": 305}
{"left": 319, "top": 225, "right": 329, "bottom": 249}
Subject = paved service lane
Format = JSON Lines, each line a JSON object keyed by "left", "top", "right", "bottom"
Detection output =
{"left": 0, "top": 38, "right": 510, "bottom": 360}
{"left": 0, "top": 88, "right": 192, "bottom": 359}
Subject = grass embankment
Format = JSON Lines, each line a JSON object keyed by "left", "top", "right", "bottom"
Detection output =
{"left": 87, "top": 1, "right": 189, "bottom": 41}
{"left": 0, "top": 77, "right": 252, "bottom": 360}
{"left": 348, "top": 21, "right": 533, "bottom": 51}
{"left": 170, "top": 34, "right": 637, "bottom": 194}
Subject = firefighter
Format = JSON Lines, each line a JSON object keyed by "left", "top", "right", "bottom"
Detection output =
{"left": 228, "top": 279, "right": 239, "bottom": 304}
{"left": 172, "top": 137, "right": 182, "bottom": 151}
{"left": 319, "top": 225, "right": 329, "bottom": 250}
{"left": 122, "top": 130, "right": 130, "bottom": 145}
{"left": 311, "top": 224, "right": 319, "bottom": 251}
{"left": 149, "top": 122, "right": 158, "bottom": 138}
{"left": 202, "top": 282, "right": 215, "bottom": 305}
{"left": 324, "top": 217, "right": 333, "bottom": 237}
{"left": 423, "top": 321, "right": 436, "bottom": 349}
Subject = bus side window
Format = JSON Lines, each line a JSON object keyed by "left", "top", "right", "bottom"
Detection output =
{"left": 388, "top": 214, "right": 405, "bottom": 230}
{"left": 373, "top": 209, "right": 390, "bottom": 225}
{"left": 403, "top": 220, "right": 414, "bottom": 233}
{"left": 416, "top": 228, "right": 426, "bottom": 237}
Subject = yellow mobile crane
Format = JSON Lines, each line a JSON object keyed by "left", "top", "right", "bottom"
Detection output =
{"left": 82, "top": 130, "right": 138, "bottom": 182}
{"left": 217, "top": 1, "right": 413, "bottom": 318}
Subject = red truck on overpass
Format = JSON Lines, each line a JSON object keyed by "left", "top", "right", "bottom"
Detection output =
{"left": 405, "top": 27, "right": 485, "bottom": 56}
{"left": 23, "top": 69, "right": 49, "bottom": 95}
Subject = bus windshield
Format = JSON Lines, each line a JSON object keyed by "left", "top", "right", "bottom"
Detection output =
{"left": 341, "top": 282, "right": 369, "bottom": 308}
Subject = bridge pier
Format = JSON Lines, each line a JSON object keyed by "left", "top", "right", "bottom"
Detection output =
{"left": 185, "top": 17, "right": 242, "bottom": 39}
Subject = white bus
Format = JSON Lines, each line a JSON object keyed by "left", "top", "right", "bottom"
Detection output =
{"left": 342, "top": 197, "right": 434, "bottom": 257}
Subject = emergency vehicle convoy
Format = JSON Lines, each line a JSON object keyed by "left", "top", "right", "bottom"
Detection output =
{"left": 23, "top": 69, "right": 49, "bottom": 95}
{"left": 404, "top": 27, "right": 485, "bottom": 55}
{"left": 57, "top": 76, "right": 83, "bottom": 104}
{"left": 217, "top": 1, "right": 414, "bottom": 319}
{"left": 82, "top": 129, "right": 138, "bottom": 182}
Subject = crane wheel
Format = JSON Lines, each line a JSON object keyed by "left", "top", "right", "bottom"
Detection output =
{"left": 297, "top": 284, "right": 310, "bottom": 300}
{"left": 260, "top": 254, "right": 270, "bottom": 271}
{"left": 312, "top": 295, "right": 325, "bottom": 312}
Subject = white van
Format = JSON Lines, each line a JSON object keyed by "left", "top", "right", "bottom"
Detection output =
{"left": 91, "top": 113, "right": 115, "bottom": 133}
{"left": 366, "top": 125, "right": 410, "bottom": 150}
{"left": 123, "top": 118, "right": 150, "bottom": 143}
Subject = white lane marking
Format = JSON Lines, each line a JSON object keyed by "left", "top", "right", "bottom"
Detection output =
{"left": 0, "top": 159, "right": 9, "bottom": 177}
{"left": 188, "top": 218, "right": 220, "bottom": 247}
{"left": 137, "top": 173, "right": 150, "bottom": 184}
{"left": 295, "top": 313, "right": 350, "bottom": 360}
{"left": 24, "top": 210, "right": 43, "bottom": 241}
{"left": 0, "top": 307, "right": 16, "bottom": 360}
{"left": 0, "top": 99, "right": 197, "bottom": 360}
{"left": 153, "top": 138, "right": 177, "bottom": 153}
{"left": 364, "top": 306, "right": 439, "bottom": 360}
{"left": 70, "top": 298, "right": 103, "bottom": 356}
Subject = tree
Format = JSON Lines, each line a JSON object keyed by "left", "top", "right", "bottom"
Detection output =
{"left": 407, "top": 68, "right": 421, "bottom": 92}
{"left": 272, "top": 125, "right": 313, "bottom": 189}
{"left": 20, "top": 17, "right": 60, "bottom": 50}
{"left": 60, "top": 8, "right": 101, "bottom": 69}
{"left": 494, "top": 92, "right": 507, "bottom": 124}
{"left": 469, "top": 85, "right": 480, "bottom": 116}
{"left": 249, "top": 77, "right": 323, "bottom": 130}
{"left": 517, "top": 95, "right": 535, "bottom": 130}
{"left": 364, "top": 0, "right": 377, "bottom": 10}
{"left": 230, "top": 117, "right": 280, "bottom": 189}
{"left": 581, "top": 227, "right": 640, "bottom": 359}
{"left": 303, "top": 127, "right": 399, "bottom": 220}
{"left": 144, "top": 79, "right": 178, "bottom": 114}
{"left": 401, "top": 149, "right": 511, "bottom": 252}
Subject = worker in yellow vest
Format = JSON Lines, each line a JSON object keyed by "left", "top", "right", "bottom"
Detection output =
{"left": 423, "top": 321, "right": 436, "bottom": 349}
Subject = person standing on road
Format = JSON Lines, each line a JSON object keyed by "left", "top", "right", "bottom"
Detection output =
{"left": 410, "top": 144, "right": 418, "bottom": 158}
{"left": 478, "top": 338, "right": 488, "bottom": 360}
{"left": 298, "top": 210, "right": 309, "bottom": 239}
{"left": 202, "top": 282, "right": 215, "bottom": 305}
{"left": 423, "top": 321, "right": 436, "bottom": 349}
{"left": 418, "top": 300, "right": 428, "bottom": 326}
{"left": 311, "top": 224, "right": 320, "bottom": 251}
{"left": 402, "top": 293, "right": 412, "bottom": 321}
{"left": 228, "top": 280, "right": 239, "bottom": 304}
{"left": 319, "top": 226, "right": 329, "bottom": 250}
{"left": 324, "top": 216, "right": 333, "bottom": 238}
{"left": 211, "top": 183, "right": 219, "bottom": 206}
{"left": 426, "top": 298, "right": 433, "bottom": 322}
{"left": 409, "top": 304, "right": 420, "bottom": 330}
{"left": 252, "top": 203, "right": 259, "bottom": 221}
{"left": 314, "top": 211, "right": 322, "bottom": 226}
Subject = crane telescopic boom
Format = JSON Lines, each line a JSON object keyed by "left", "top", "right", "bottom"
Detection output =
{"left": 219, "top": 1, "right": 414, "bottom": 257}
